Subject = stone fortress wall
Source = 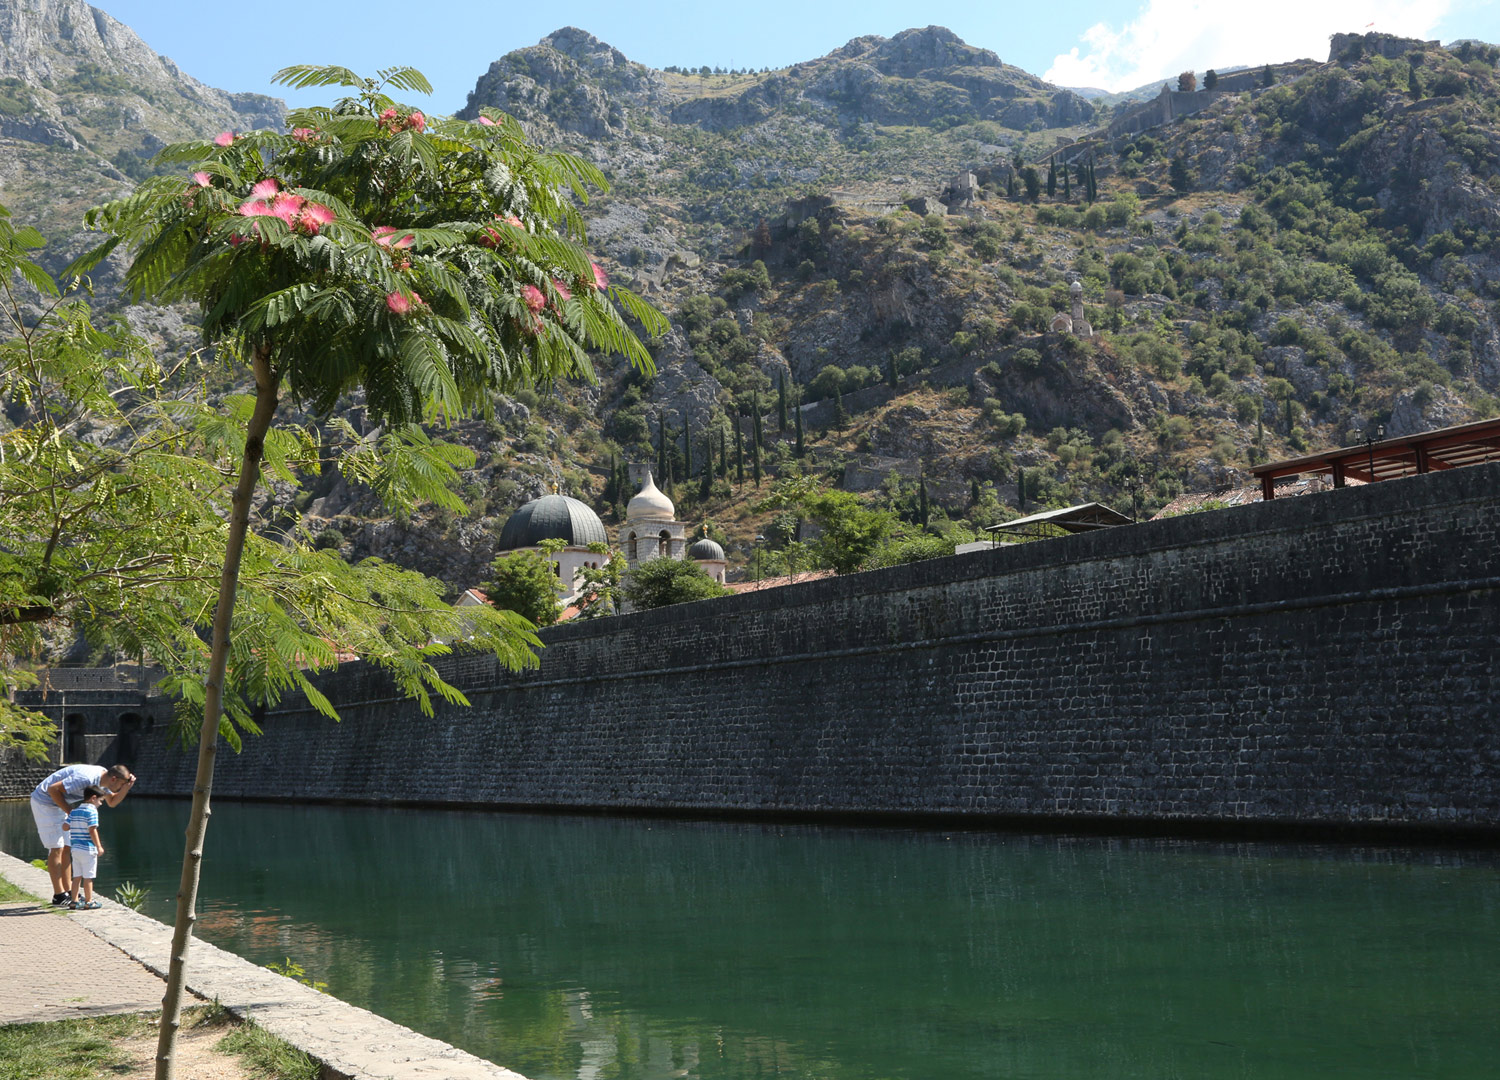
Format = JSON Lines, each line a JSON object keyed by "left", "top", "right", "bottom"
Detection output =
{"left": 8, "top": 464, "right": 1499, "bottom": 837}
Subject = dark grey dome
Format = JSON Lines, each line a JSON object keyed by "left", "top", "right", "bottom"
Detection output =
{"left": 498, "top": 494, "right": 607, "bottom": 551}
{"left": 687, "top": 537, "right": 726, "bottom": 561}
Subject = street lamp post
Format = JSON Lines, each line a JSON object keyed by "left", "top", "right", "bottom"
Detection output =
{"left": 754, "top": 534, "right": 765, "bottom": 583}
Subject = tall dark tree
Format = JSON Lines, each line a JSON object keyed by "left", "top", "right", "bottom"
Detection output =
{"left": 1006, "top": 171, "right": 1017, "bottom": 199}
{"left": 886, "top": 351, "right": 899, "bottom": 387}
{"left": 833, "top": 387, "right": 848, "bottom": 432}
{"left": 1063, "top": 164, "right": 1071, "bottom": 200}
{"left": 718, "top": 427, "right": 728, "bottom": 478}
{"left": 699, "top": 432, "right": 714, "bottom": 500}
{"left": 1262, "top": 63, "right": 1274, "bottom": 87}
{"left": 1203, "top": 68, "right": 1218, "bottom": 91}
{"left": 777, "top": 371, "right": 788, "bottom": 433}
{"left": 794, "top": 393, "right": 805, "bottom": 458}
{"left": 1046, "top": 160, "right": 1056, "bottom": 198}
{"left": 735, "top": 419, "right": 745, "bottom": 486}
{"left": 1169, "top": 153, "right": 1193, "bottom": 193}
{"left": 1021, "top": 167, "right": 1041, "bottom": 202}
{"left": 656, "top": 411, "right": 668, "bottom": 486}
{"left": 751, "top": 392, "right": 763, "bottom": 486}
{"left": 603, "top": 451, "right": 619, "bottom": 505}
{"left": 918, "top": 475, "right": 929, "bottom": 526}
{"left": 970, "top": 477, "right": 981, "bottom": 507}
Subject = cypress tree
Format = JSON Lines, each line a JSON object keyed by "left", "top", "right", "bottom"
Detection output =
{"left": 1261, "top": 63, "right": 1273, "bottom": 88}
{"left": 794, "top": 394, "right": 805, "bottom": 458}
{"left": 918, "top": 475, "right": 929, "bottom": 526}
{"left": 1006, "top": 171, "right": 1017, "bottom": 199}
{"left": 603, "top": 451, "right": 618, "bottom": 505}
{"left": 833, "top": 387, "right": 847, "bottom": 432}
{"left": 1046, "top": 161, "right": 1056, "bottom": 198}
{"left": 656, "top": 412, "right": 667, "bottom": 484}
{"left": 735, "top": 420, "right": 745, "bottom": 486}
{"left": 1063, "top": 164, "right": 1071, "bottom": 200}
{"left": 777, "top": 372, "right": 788, "bottom": 433}
{"left": 718, "top": 427, "right": 728, "bottom": 478}
{"left": 751, "top": 392, "right": 763, "bottom": 486}
{"left": 970, "top": 477, "right": 981, "bottom": 507}
{"left": 699, "top": 433, "right": 714, "bottom": 500}
{"left": 886, "top": 351, "right": 899, "bottom": 387}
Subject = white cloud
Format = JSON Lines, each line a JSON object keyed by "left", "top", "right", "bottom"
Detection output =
{"left": 1044, "top": 0, "right": 1451, "bottom": 92}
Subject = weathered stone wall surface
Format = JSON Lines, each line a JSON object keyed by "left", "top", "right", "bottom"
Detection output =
{"left": 14, "top": 465, "right": 1500, "bottom": 834}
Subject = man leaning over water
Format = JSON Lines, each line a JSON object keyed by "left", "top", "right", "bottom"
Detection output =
{"left": 30, "top": 763, "right": 136, "bottom": 906}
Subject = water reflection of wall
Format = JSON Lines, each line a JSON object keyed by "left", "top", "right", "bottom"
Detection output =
{"left": 76, "top": 466, "right": 1500, "bottom": 831}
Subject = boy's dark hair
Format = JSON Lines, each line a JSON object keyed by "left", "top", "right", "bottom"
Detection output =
{"left": 106, "top": 765, "right": 132, "bottom": 781}
{"left": 82, "top": 785, "right": 106, "bottom": 799}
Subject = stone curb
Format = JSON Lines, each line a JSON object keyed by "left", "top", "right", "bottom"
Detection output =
{"left": 0, "top": 851, "right": 531, "bottom": 1080}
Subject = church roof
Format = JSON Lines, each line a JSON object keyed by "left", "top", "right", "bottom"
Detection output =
{"left": 687, "top": 537, "right": 726, "bottom": 561}
{"left": 497, "top": 494, "right": 607, "bottom": 551}
{"left": 626, "top": 468, "right": 675, "bottom": 521}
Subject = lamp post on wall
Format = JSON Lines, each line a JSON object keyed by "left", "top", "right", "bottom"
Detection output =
{"left": 754, "top": 534, "right": 765, "bottom": 584}
{"left": 1365, "top": 424, "right": 1384, "bottom": 484}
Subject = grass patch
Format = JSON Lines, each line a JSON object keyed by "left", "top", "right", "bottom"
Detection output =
{"left": 215, "top": 1020, "right": 320, "bottom": 1080}
{"left": 0, "top": 1013, "right": 149, "bottom": 1079}
{"left": 0, "top": 875, "right": 42, "bottom": 903}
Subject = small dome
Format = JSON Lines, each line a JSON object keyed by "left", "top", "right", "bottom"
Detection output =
{"left": 688, "top": 537, "right": 725, "bottom": 561}
{"left": 1070, "top": 280, "right": 1083, "bottom": 294}
{"left": 498, "top": 493, "right": 607, "bottom": 551}
{"left": 626, "top": 468, "right": 675, "bottom": 521}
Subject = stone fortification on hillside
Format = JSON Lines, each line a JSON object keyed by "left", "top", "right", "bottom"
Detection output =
{"left": 25, "top": 464, "right": 1495, "bottom": 837}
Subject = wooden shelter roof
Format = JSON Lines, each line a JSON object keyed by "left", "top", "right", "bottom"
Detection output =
{"left": 1249, "top": 416, "right": 1500, "bottom": 498}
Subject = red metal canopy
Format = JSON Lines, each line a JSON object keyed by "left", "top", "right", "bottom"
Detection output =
{"left": 1249, "top": 416, "right": 1500, "bottom": 499}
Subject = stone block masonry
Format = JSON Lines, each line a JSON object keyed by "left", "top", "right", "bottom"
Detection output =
{"left": 52, "top": 464, "right": 1500, "bottom": 834}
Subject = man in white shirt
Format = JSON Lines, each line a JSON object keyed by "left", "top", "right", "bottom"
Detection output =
{"left": 30, "top": 763, "right": 137, "bottom": 906}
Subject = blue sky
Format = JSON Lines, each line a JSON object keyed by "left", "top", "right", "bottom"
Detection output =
{"left": 95, "top": 0, "right": 1500, "bottom": 109}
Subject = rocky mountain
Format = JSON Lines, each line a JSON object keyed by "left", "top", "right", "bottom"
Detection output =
{"left": 3, "top": 9, "right": 1499, "bottom": 598}
{"left": 0, "top": 0, "right": 282, "bottom": 261}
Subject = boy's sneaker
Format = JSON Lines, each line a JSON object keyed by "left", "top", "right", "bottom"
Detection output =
{"left": 51, "top": 893, "right": 70, "bottom": 907}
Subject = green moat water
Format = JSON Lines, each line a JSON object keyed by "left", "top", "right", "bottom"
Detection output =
{"left": 4, "top": 800, "right": 1498, "bottom": 1079}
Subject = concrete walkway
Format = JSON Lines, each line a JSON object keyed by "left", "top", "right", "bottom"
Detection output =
{"left": 0, "top": 852, "right": 531, "bottom": 1080}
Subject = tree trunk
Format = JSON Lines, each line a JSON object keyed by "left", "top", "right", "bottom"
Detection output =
{"left": 155, "top": 347, "right": 278, "bottom": 1080}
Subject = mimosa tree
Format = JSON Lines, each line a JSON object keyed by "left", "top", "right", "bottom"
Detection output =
{"left": 82, "top": 65, "right": 663, "bottom": 1079}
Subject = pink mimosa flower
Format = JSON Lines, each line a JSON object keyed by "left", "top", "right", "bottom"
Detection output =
{"left": 249, "top": 178, "right": 279, "bottom": 200}
{"left": 299, "top": 203, "right": 335, "bottom": 234}
{"left": 590, "top": 261, "right": 608, "bottom": 290}
{"left": 238, "top": 200, "right": 274, "bottom": 217}
{"left": 552, "top": 279, "right": 572, "bottom": 302}
{"left": 521, "top": 285, "right": 545, "bottom": 313}
{"left": 504, "top": 215, "right": 524, "bottom": 228}
{"left": 478, "top": 115, "right": 497, "bottom": 126}
{"left": 191, "top": 171, "right": 212, "bottom": 187}
{"left": 386, "top": 291, "right": 411, "bottom": 315}
{"left": 292, "top": 127, "right": 315, "bottom": 142}
{"left": 214, "top": 131, "right": 235, "bottom": 146}
{"left": 380, "top": 107, "right": 398, "bottom": 121}
{"left": 407, "top": 111, "right": 425, "bottom": 132}
{"left": 373, "top": 225, "right": 414, "bottom": 249}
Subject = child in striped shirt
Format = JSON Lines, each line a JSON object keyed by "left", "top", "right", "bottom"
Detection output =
{"left": 67, "top": 786, "right": 106, "bottom": 910}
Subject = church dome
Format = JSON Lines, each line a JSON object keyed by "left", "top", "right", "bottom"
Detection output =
{"left": 498, "top": 493, "right": 607, "bottom": 551}
{"left": 626, "top": 469, "right": 675, "bottom": 521}
{"left": 688, "top": 537, "right": 725, "bottom": 561}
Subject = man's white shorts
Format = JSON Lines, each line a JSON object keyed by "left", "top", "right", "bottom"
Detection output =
{"left": 70, "top": 847, "right": 97, "bottom": 880}
{"left": 30, "top": 798, "right": 69, "bottom": 850}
